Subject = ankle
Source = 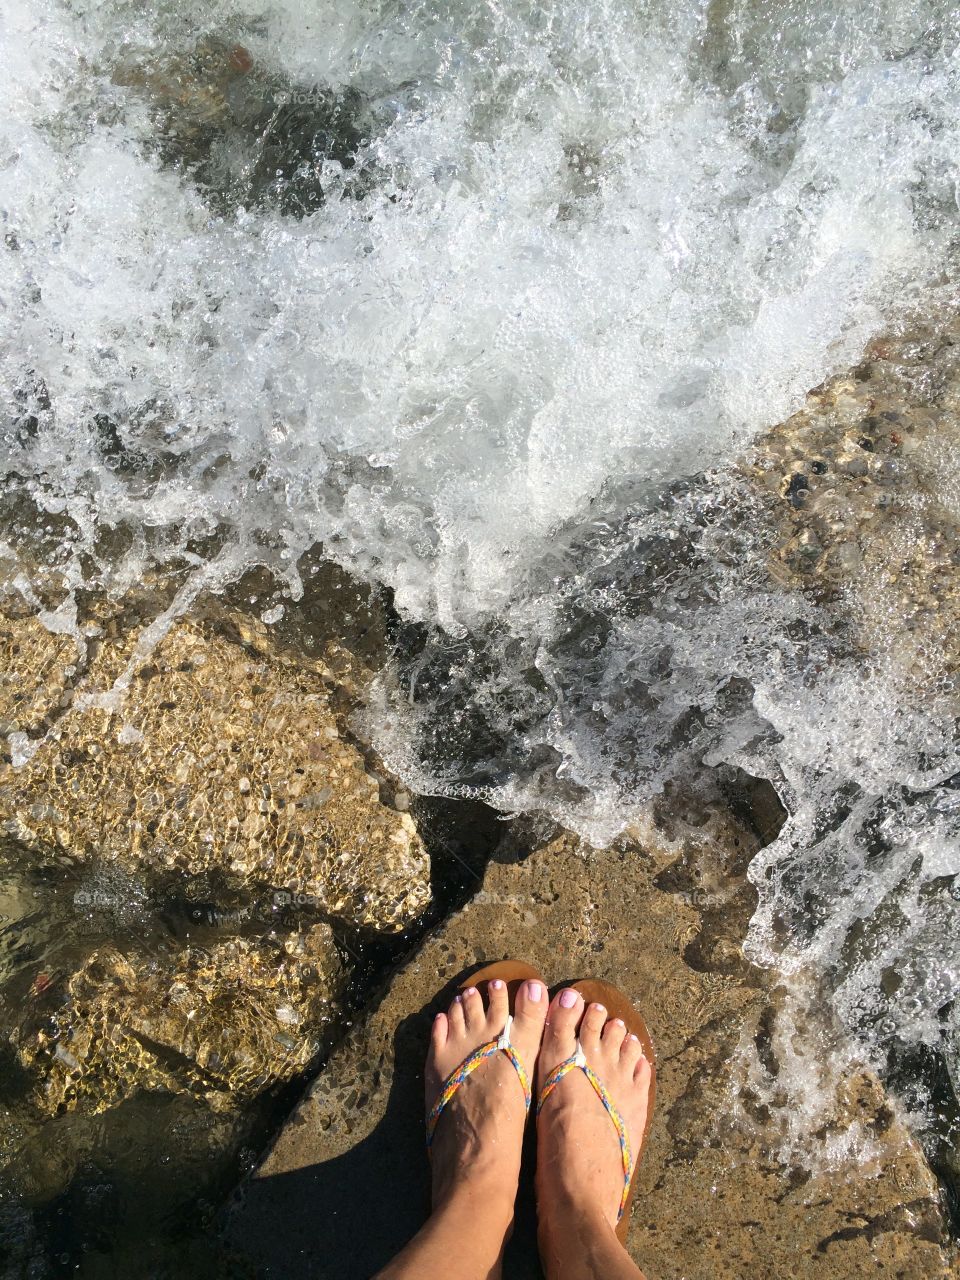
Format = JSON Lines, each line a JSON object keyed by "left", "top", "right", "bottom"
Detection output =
{"left": 535, "top": 1109, "right": 623, "bottom": 1232}
{"left": 535, "top": 1177, "right": 616, "bottom": 1241}
{"left": 433, "top": 1153, "right": 519, "bottom": 1216}
{"left": 379, "top": 1171, "right": 516, "bottom": 1280}
{"left": 537, "top": 1206, "right": 620, "bottom": 1280}
{"left": 537, "top": 1198, "right": 640, "bottom": 1280}
{"left": 537, "top": 1201, "right": 617, "bottom": 1280}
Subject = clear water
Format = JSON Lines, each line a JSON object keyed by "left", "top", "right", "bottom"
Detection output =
{"left": 2, "top": 0, "right": 960, "bottom": 1238}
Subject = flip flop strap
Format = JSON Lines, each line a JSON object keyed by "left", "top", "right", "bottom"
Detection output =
{"left": 536, "top": 1041, "right": 634, "bottom": 1221}
{"left": 426, "top": 1014, "right": 531, "bottom": 1148}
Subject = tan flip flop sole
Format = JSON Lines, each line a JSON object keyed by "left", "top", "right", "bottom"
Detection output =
{"left": 459, "top": 958, "right": 543, "bottom": 1004}
{"left": 566, "top": 978, "right": 657, "bottom": 1245}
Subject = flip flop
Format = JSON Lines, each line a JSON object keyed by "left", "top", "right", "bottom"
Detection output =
{"left": 425, "top": 959, "right": 543, "bottom": 1151}
{"left": 537, "top": 978, "right": 656, "bottom": 1244}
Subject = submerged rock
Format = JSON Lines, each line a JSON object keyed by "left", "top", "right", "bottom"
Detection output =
{"left": 110, "top": 35, "right": 369, "bottom": 217}
{"left": 229, "top": 820, "right": 953, "bottom": 1279}
{"left": 750, "top": 313, "right": 960, "bottom": 686}
{"left": 0, "top": 587, "right": 430, "bottom": 1249}
{"left": 16, "top": 923, "right": 343, "bottom": 1116}
{"left": 0, "top": 613, "right": 430, "bottom": 934}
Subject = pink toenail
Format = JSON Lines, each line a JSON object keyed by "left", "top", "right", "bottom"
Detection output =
{"left": 490, "top": 978, "right": 504, "bottom": 989}
{"left": 526, "top": 981, "right": 543, "bottom": 1002}
{"left": 628, "top": 1033, "right": 639, "bottom": 1042}
{"left": 559, "top": 989, "right": 578, "bottom": 1008}
{"left": 591, "top": 1003, "right": 606, "bottom": 1015}
{"left": 463, "top": 987, "right": 477, "bottom": 997}
{"left": 613, "top": 1018, "right": 625, "bottom": 1027}
{"left": 454, "top": 994, "right": 462, "bottom": 1003}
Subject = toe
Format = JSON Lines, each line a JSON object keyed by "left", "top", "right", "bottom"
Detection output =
{"left": 485, "top": 977, "right": 509, "bottom": 1030}
{"left": 634, "top": 1052, "right": 654, "bottom": 1089}
{"left": 448, "top": 991, "right": 467, "bottom": 1037}
{"left": 579, "top": 1001, "right": 608, "bottom": 1048}
{"left": 619, "top": 1031, "right": 643, "bottom": 1070}
{"left": 512, "top": 977, "right": 547, "bottom": 1037}
{"left": 431, "top": 1011, "right": 449, "bottom": 1052}
{"left": 460, "top": 985, "right": 484, "bottom": 1031}
{"left": 602, "top": 1016, "right": 627, "bottom": 1054}
{"left": 545, "top": 987, "right": 583, "bottom": 1052}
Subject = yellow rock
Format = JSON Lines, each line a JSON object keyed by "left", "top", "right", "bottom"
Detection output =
{"left": 17, "top": 924, "right": 343, "bottom": 1116}
{"left": 0, "top": 614, "right": 430, "bottom": 934}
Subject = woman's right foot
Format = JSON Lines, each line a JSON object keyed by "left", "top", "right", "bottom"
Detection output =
{"left": 535, "top": 988, "right": 653, "bottom": 1236}
{"left": 376, "top": 975, "right": 548, "bottom": 1280}
{"left": 426, "top": 976, "right": 547, "bottom": 1211}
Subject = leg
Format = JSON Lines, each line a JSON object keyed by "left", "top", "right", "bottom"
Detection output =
{"left": 375, "top": 1177, "right": 515, "bottom": 1280}
{"left": 376, "top": 976, "right": 548, "bottom": 1280}
{"left": 535, "top": 989, "right": 653, "bottom": 1280}
{"left": 537, "top": 1207, "right": 647, "bottom": 1280}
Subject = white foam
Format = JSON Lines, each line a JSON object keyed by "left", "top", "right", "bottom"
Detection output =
{"left": 3, "top": 0, "right": 959, "bottom": 622}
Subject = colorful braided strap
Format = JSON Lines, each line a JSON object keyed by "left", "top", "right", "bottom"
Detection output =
{"left": 537, "top": 1040, "right": 634, "bottom": 1221}
{"left": 426, "top": 1014, "right": 531, "bottom": 1148}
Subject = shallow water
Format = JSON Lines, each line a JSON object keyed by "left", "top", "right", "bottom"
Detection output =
{"left": 2, "top": 0, "right": 960, "bottom": 1264}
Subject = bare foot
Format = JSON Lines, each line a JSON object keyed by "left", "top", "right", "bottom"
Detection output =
{"left": 535, "top": 988, "right": 652, "bottom": 1234}
{"left": 426, "top": 976, "right": 547, "bottom": 1211}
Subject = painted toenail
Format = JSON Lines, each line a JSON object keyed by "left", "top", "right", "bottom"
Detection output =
{"left": 526, "top": 981, "right": 543, "bottom": 1002}
{"left": 628, "top": 1033, "right": 639, "bottom": 1042}
{"left": 559, "top": 989, "right": 578, "bottom": 1008}
{"left": 463, "top": 986, "right": 477, "bottom": 997}
{"left": 613, "top": 1018, "right": 625, "bottom": 1027}
{"left": 454, "top": 994, "right": 462, "bottom": 1003}
{"left": 489, "top": 978, "right": 504, "bottom": 990}
{"left": 591, "top": 1003, "right": 606, "bottom": 1015}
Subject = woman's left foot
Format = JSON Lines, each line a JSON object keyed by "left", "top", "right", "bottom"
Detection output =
{"left": 535, "top": 989, "right": 653, "bottom": 1233}
{"left": 426, "top": 977, "right": 547, "bottom": 1210}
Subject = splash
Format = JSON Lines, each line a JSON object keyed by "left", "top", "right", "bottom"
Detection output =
{"left": 3, "top": 0, "right": 959, "bottom": 617}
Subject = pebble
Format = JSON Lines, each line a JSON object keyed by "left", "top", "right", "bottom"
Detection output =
{"left": 840, "top": 456, "right": 868, "bottom": 477}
